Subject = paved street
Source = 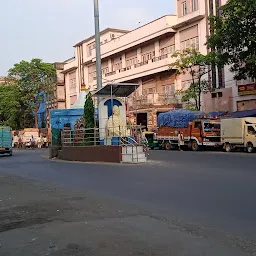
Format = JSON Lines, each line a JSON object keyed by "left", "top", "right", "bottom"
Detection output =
{"left": 0, "top": 149, "right": 256, "bottom": 255}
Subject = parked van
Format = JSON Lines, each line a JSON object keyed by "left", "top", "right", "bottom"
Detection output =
{"left": 0, "top": 126, "right": 12, "bottom": 156}
{"left": 221, "top": 117, "right": 256, "bottom": 153}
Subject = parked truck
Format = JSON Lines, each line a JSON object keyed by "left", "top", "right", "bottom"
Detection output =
{"left": 221, "top": 117, "right": 256, "bottom": 153}
{"left": 157, "top": 110, "right": 221, "bottom": 151}
{"left": 0, "top": 126, "right": 13, "bottom": 156}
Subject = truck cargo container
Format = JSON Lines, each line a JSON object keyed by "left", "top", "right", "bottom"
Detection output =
{"left": 221, "top": 117, "right": 256, "bottom": 153}
{"left": 0, "top": 126, "right": 12, "bottom": 156}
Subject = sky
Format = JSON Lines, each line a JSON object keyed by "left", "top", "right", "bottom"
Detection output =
{"left": 0, "top": 0, "right": 175, "bottom": 75}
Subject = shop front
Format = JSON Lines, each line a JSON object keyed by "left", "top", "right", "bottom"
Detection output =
{"left": 237, "top": 83, "right": 256, "bottom": 111}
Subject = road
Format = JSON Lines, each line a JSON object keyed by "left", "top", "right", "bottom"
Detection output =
{"left": 0, "top": 149, "right": 256, "bottom": 255}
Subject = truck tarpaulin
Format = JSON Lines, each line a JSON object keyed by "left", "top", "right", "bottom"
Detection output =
{"left": 157, "top": 110, "right": 204, "bottom": 128}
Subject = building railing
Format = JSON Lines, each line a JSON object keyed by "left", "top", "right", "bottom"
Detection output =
{"left": 128, "top": 93, "right": 180, "bottom": 109}
{"left": 100, "top": 53, "right": 175, "bottom": 80}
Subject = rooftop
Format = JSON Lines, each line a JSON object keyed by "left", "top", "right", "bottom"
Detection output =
{"left": 74, "top": 28, "right": 130, "bottom": 47}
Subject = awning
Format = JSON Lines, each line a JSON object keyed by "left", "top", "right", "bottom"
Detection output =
{"left": 230, "top": 109, "right": 256, "bottom": 118}
{"left": 93, "top": 83, "right": 139, "bottom": 97}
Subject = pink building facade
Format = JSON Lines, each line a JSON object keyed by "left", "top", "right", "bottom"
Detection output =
{"left": 62, "top": 0, "right": 256, "bottom": 128}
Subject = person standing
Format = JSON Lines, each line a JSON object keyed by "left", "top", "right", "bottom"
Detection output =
{"left": 43, "top": 136, "right": 47, "bottom": 148}
{"left": 178, "top": 131, "right": 184, "bottom": 151}
{"left": 37, "top": 136, "right": 42, "bottom": 148}
{"left": 31, "top": 136, "right": 35, "bottom": 149}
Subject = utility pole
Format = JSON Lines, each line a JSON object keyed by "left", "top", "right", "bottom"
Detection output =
{"left": 93, "top": 0, "right": 102, "bottom": 90}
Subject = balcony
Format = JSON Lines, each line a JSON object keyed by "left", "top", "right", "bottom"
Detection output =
{"left": 96, "top": 54, "right": 177, "bottom": 86}
{"left": 128, "top": 93, "right": 181, "bottom": 111}
{"left": 85, "top": 15, "right": 177, "bottom": 63}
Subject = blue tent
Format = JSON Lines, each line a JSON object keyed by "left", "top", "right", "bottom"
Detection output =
{"left": 230, "top": 109, "right": 256, "bottom": 118}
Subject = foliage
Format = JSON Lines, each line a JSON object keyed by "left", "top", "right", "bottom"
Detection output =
{"left": 83, "top": 92, "right": 94, "bottom": 129}
{"left": 0, "top": 84, "right": 22, "bottom": 129}
{"left": 170, "top": 48, "right": 213, "bottom": 110}
{"left": 207, "top": 0, "right": 256, "bottom": 80}
{"left": 83, "top": 92, "right": 95, "bottom": 145}
{"left": 8, "top": 58, "right": 56, "bottom": 127}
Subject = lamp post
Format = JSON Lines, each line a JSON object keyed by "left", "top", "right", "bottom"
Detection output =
{"left": 93, "top": 0, "right": 102, "bottom": 91}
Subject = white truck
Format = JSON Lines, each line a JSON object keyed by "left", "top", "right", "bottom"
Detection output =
{"left": 221, "top": 117, "right": 256, "bottom": 153}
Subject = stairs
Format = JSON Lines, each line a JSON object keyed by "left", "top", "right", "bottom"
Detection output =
{"left": 121, "top": 145, "right": 148, "bottom": 163}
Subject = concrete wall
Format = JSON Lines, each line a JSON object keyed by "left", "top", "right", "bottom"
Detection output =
{"left": 59, "top": 146, "right": 122, "bottom": 163}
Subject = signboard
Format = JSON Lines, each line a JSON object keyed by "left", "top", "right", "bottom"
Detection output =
{"left": 238, "top": 83, "right": 256, "bottom": 96}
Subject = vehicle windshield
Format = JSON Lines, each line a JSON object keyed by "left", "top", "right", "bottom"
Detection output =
{"left": 203, "top": 121, "right": 220, "bottom": 132}
{"left": 248, "top": 125, "right": 256, "bottom": 135}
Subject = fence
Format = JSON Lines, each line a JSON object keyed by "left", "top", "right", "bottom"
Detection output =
{"left": 60, "top": 125, "right": 148, "bottom": 147}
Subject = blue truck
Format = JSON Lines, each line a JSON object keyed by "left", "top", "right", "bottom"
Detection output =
{"left": 0, "top": 126, "right": 13, "bottom": 156}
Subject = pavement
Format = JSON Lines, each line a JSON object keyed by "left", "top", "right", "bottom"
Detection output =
{"left": 0, "top": 149, "right": 256, "bottom": 255}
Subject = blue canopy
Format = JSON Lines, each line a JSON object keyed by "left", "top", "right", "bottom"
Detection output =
{"left": 230, "top": 109, "right": 256, "bottom": 118}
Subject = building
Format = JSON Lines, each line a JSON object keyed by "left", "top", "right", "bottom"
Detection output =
{"left": 44, "top": 62, "right": 66, "bottom": 128}
{"left": 0, "top": 76, "right": 12, "bottom": 85}
{"left": 62, "top": 0, "right": 256, "bottom": 129}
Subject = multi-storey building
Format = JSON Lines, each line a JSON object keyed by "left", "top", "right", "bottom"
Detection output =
{"left": 62, "top": 0, "right": 256, "bottom": 129}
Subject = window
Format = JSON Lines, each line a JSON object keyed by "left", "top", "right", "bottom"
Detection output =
{"left": 163, "top": 84, "right": 175, "bottom": 95}
{"left": 192, "top": 0, "right": 198, "bottom": 12}
{"left": 211, "top": 93, "right": 217, "bottom": 98}
{"left": 162, "top": 85, "right": 169, "bottom": 94}
{"left": 170, "top": 84, "right": 175, "bottom": 95}
{"left": 195, "top": 121, "right": 201, "bottom": 129}
{"left": 142, "top": 51, "right": 155, "bottom": 62}
{"left": 160, "top": 45, "right": 175, "bottom": 56}
{"left": 182, "top": 2, "right": 187, "bottom": 16}
{"left": 247, "top": 126, "right": 256, "bottom": 135}
{"left": 181, "top": 37, "right": 199, "bottom": 50}
{"left": 217, "top": 92, "right": 223, "bottom": 98}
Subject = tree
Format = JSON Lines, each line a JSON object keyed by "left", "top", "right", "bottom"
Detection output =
{"left": 83, "top": 92, "right": 95, "bottom": 144}
{"left": 207, "top": 0, "right": 256, "bottom": 80}
{"left": 170, "top": 48, "right": 213, "bottom": 110}
{"left": 0, "top": 84, "right": 22, "bottom": 129}
{"left": 8, "top": 59, "right": 56, "bottom": 127}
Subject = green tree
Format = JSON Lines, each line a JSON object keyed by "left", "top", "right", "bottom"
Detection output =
{"left": 207, "top": 0, "right": 256, "bottom": 80}
{"left": 83, "top": 92, "right": 95, "bottom": 144}
{"left": 170, "top": 48, "right": 213, "bottom": 110}
{"left": 0, "top": 84, "right": 22, "bottom": 129}
{"left": 8, "top": 58, "right": 56, "bottom": 127}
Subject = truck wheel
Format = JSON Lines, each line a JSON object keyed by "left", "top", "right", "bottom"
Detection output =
{"left": 191, "top": 141, "right": 199, "bottom": 151}
{"left": 225, "top": 143, "right": 232, "bottom": 152}
{"left": 165, "top": 142, "right": 172, "bottom": 150}
{"left": 246, "top": 143, "right": 254, "bottom": 153}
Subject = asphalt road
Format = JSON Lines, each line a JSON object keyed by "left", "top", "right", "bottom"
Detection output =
{"left": 1, "top": 149, "right": 256, "bottom": 255}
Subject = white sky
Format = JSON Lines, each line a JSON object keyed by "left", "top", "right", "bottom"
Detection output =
{"left": 0, "top": 0, "right": 175, "bottom": 75}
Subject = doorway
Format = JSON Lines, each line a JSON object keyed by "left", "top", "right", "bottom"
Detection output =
{"left": 136, "top": 113, "right": 148, "bottom": 129}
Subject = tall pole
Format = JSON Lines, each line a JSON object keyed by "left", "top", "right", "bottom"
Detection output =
{"left": 93, "top": 0, "right": 102, "bottom": 90}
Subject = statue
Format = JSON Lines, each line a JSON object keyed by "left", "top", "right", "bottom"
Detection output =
{"left": 106, "top": 105, "right": 126, "bottom": 137}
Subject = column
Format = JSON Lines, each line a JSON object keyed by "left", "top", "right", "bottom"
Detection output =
{"left": 154, "top": 40, "right": 160, "bottom": 57}
{"left": 108, "top": 59, "right": 112, "bottom": 72}
{"left": 122, "top": 53, "right": 126, "bottom": 69}
{"left": 137, "top": 48, "right": 142, "bottom": 63}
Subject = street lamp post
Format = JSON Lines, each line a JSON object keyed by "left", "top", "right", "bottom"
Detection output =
{"left": 93, "top": 0, "right": 102, "bottom": 91}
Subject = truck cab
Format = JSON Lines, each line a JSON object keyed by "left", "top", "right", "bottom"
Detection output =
{"left": 187, "top": 119, "right": 221, "bottom": 150}
{"left": 244, "top": 123, "right": 256, "bottom": 152}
